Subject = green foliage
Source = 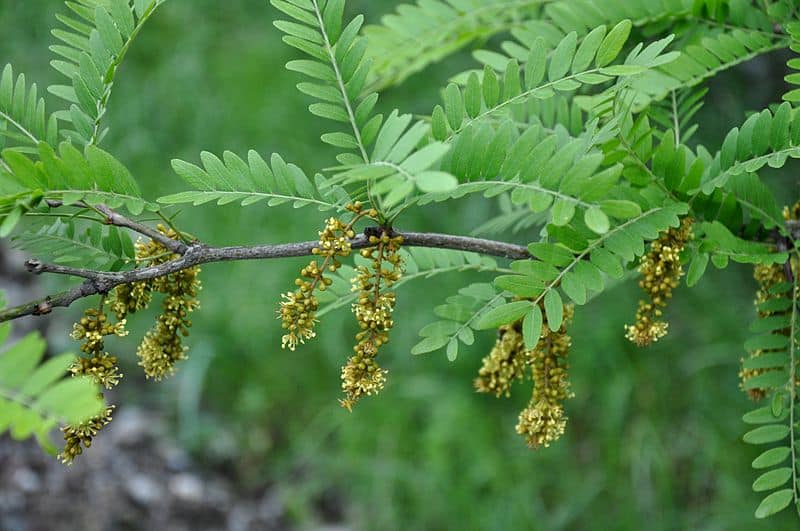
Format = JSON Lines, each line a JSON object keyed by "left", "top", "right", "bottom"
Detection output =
{"left": 435, "top": 21, "right": 678, "bottom": 136}
{"left": 2, "top": 0, "right": 800, "bottom": 526}
{"left": 160, "top": 150, "right": 350, "bottom": 210}
{"left": 540, "top": 0, "right": 770, "bottom": 32}
{"left": 0, "top": 294, "right": 105, "bottom": 454}
{"left": 271, "top": 0, "right": 380, "bottom": 161}
{"left": 363, "top": 0, "right": 543, "bottom": 92}
{"left": 12, "top": 218, "right": 136, "bottom": 270}
{"left": 317, "top": 247, "right": 506, "bottom": 317}
{"left": 49, "top": 0, "right": 168, "bottom": 146}
{"left": 0, "top": 140, "right": 151, "bottom": 220}
{"left": 627, "top": 25, "right": 789, "bottom": 109}
{"left": 0, "top": 64, "right": 59, "bottom": 152}
{"left": 699, "top": 102, "right": 800, "bottom": 196}
{"left": 742, "top": 275, "right": 800, "bottom": 519}
{"left": 411, "top": 281, "right": 502, "bottom": 361}
{"left": 784, "top": 21, "right": 800, "bottom": 103}
{"left": 412, "top": 203, "right": 689, "bottom": 359}
{"left": 420, "top": 118, "right": 633, "bottom": 234}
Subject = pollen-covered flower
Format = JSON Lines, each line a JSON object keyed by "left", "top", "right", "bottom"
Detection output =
{"left": 58, "top": 405, "right": 114, "bottom": 465}
{"left": 516, "top": 401, "right": 566, "bottom": 449}
{"left": 279, "top": 203, "right": 375, "bottom": 351}
{"left": 474, "top": 323, "right": 527, "bottom": 397}
{"left": 516, "top": 302, "right": 574, "bottom": 449}
{"left": 136, "top": 272, "right": 201, "bottom": 380}
{"left": 71, "top": 353, "right": 122, "bottom": 389}
{"left": 625, "top": 217, "right": 693, "bottom": 347}
{"left": 70, "top": 307, "right": 127, "bottom": 389}
{"left": 71, "top": 308, "right": 128, "bottom": 353}
{"left": 340, "top": 230, "right": 403, "bottom": 410}
{"left": 108, "top": 225, "right": 201, "bottom": 379}
{"left": 111, "top": 280, "right": 153, "bottom": 320}
{"left": 110, "top": 224, "right": 187, "bottom": 320}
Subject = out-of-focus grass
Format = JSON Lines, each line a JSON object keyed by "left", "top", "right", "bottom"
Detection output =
{"left": 1, "top": 1, "right": 799, "bottom": 529}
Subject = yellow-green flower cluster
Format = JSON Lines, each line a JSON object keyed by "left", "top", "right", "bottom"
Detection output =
{"left": 111, "top": 225, "right": 202, "bottom": 380}
{"left": 475, "top": 302, "right": 576, "bottom": 449}
{"left": 740, "top": 263, "right": 789, "bottom": 400}
{"left": 516, "top": 303, "right": 575, "bottom": 449}
{"left": 62, "top": 305, "right": 125, "bottom": 463}
{"left": 340, "top": 231, "right": 403, "bottom": 411}
{"left": 625, "top": 217, "right": 693, "bottom": 347}
{"left": 58, "top": 406, "right": 114, "bottom": 465}
{"left": 279, "top": 203, "right": 375, "bottom": 351}
{"left": 474, "top": 323, "right": 527, "bottom": 397}
{"left": 70, "top": 306, "right": 127, "bottom": 389}
{"left": 137, "top": 264, "right": 201, "bottom": 380}
{"left": 110, "top": 226, "right": 178, "bottom": 320}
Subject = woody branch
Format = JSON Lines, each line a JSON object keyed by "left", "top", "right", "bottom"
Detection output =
{"left": 0, "top": 230, "right": 530, "bottom": 323}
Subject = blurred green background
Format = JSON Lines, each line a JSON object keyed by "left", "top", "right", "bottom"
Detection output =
{"left": 1, "top": 1, "right": 799, "bottom": 529}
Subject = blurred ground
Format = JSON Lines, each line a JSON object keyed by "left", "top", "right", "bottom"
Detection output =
{"left": 1, "top": 407, "right": 308, "bottom": 531}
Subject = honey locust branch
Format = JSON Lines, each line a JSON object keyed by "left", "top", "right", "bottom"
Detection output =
{"left": 0, "top": 230, "right": 531, "bottom": 323}
{"left": 6, "top": 206, "right": 799, "bottom": 324}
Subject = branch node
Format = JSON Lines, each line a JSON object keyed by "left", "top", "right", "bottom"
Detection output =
{"left": 25, "top": 259, "right": 44, "bottom": 274}
{"left": 364, "top": 225, "right": 394, "bottom": 239}
{"left": 33, "top": 298, "right": 53, "bottom": 316}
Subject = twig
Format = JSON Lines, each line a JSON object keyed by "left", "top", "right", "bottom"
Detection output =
{"left": 0, "top": 230, "right": 530, "bottom": 323}
{"left": 46, "top": 200, "right": 188, "bottom": 254}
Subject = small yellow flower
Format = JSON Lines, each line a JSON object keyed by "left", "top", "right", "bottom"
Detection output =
{"left": 108, "top": 225, "right": 202, "bottom": 379}
{"left": 70, "top": 307, "right": 127, "bottom": 389}
{"left": 58, "top": 405, "right": 115, "bottom": 465}
{"left": 625, "top": 217, "right": 693, "bottom": 347}
{"left": 516, "top": 401, "right": 566, "bottom": 449}
{"left": 70, "top": 353, "right": 122, "bottom": 389}
{"left": 279, "top": 204, "right": 375, "bottom": 351}
{"left": 474, "top": 323, "right": 527, "bottom": 397}
{"left": 340, "top": 231, "right": 403, "bottom": 409}
{"left": 474, "top": 299, "right": 575, "bottom": 449}
{"left": 137, "top": 281, "right": 201, "bottom": 380}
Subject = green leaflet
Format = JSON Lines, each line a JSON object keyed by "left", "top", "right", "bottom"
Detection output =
{"left": 12, "top": 218, "right": 135, "bottom": 271}
{"left": 698, "top": 103, "right": 800, "bottom": 195}
{"left": 741, "top": 257, "right": 800, "bottom": 520}
{"left": 0, "top": 141, "right": 151, "bottom": 218}
{"left": 49, "top": 0, "right": 168, "bottom": 146}
{"left": 475, "top": 300, "right": 531, "bottom": 330}
{"left": 0, "top": 64, "right": 59, "bottom": 152}
{"left": 490, "top": 204, "right": 689, "bottom": 335}
{"left": 0, "top": 313, "right": 105, "bottom": 453}
{"left": 412, "top": 282, "right": 505, "bottom": 361}
{"left": 363, "top": 0, "right": 546, "bottom": 92}
{"left": 160, "top": 150, "right": 349, "bottom": 211}
{"left": 435, "top": 22, "right": 678, "bottom": 142}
